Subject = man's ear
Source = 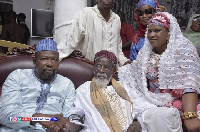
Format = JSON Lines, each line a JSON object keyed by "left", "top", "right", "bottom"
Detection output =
{"left": 33, "top": 58, "right": 36, "bottom": 67}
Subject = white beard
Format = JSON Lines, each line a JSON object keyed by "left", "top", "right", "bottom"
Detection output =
{"left": 94, "top": 73, "right": 111, "bottom": 88}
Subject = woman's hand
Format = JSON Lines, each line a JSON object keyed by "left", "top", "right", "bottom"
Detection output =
{"left": 184, "top": 118, "right": 200, "bottom": 132}
{"left": 123, "top": 60, "right": 132, "bottom": 65}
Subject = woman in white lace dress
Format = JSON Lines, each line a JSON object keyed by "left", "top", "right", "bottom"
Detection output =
{"left": 119, "top": 12, "right": 200, "bottom": 131}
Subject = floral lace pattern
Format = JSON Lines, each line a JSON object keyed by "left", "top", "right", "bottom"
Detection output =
{"left": 119, "top": 12, "right": 200, "bottom": 107}
{"left": 102, "top": 88, "right": 127, "bottom": 131}
{"left": 146, "top": 51, "right": 161, "bottom": 77}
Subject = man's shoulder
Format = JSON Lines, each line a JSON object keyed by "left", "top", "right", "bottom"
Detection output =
{"left": 10, "top": 69, "right": 32, "bottom": 75}
{"left": 5, "top": 69, "right": 33, "bottom": 82}
{"left": 81, "top": 6, "right": 94, "bottom": 13}
{"left": 56, "top": 74, "right": 72, "bottom": 82}
{"left": 76, "top": 6, "right": 95, "bottom": 19}
{"left": 55, "top": 74, "right": 75, "bottom": 87}
{"left": 76, "top": 81, "right": 91, "bottom": 92}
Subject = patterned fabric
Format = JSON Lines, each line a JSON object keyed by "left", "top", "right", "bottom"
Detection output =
{"left": 149, "top": 13, "right": 170, "bottom": 29}
{"left": 35, "top": 38, "right": 58, "bottom": 53}
{"left": 171, "top": 0, "right": 200, "bottom": 24}
{"left": 102, "top": 88, "right": 127, "bottom": 131}
{"left": 32, "top": 70, "right": 57, "bottom": 113}
{"left": 90, "top": 78, "right": 133, "bottom": 132}
{"left": 0, "top": 69, "right": 75, "bottom": 131}
{"left": 75, "top": 81, "right": 134, "bottom": 131}
{"left": 91, "top": 0, "right": 200, "bottom": 31}
{"left": 130, "top": 0, "right": 159, "bottom": 61}
{"left": 119, "top": 12, "right": 200, "bottom": 107}
{"left": 137, "top": 0, "right": 157, "bottom": 9}
{"left": 130, "top": 37, "right": 145, "bottom": 61}
{"left": 35, "top": 83, "right": 51, "bottom": 113}
{"left": 94, "top": 50, "right": 117, "bottom": 66}
{"left": 146, "top": 66, "right": 200, "bottom": 117}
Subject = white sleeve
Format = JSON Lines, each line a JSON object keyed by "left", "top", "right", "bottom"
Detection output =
{"left": 118, "top": 36, "right": 128, "bottom": 66}
{"left": 62, "top": 81, "right": 76, "bottom": 118}
{"left": 58, "top": 8, "right": 86, "bottom": 61}
{"left": 143, "top": 107, "right": 183, "bottom": 132}
{"left": 114, "top": 16, "right": 128, "bottom": 66}
{"left": 0, "top": 70, "right": 35, "bottom": 129}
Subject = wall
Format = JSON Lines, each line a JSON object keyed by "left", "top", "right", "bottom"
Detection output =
{"left": 87, "top": 0, "right": 91, "bottom": 7}
{"left": 13, "top": 0, "right": 48, "bottom": 46}
{"left": 13, "top": 0, "right": 91, "bottom": 46}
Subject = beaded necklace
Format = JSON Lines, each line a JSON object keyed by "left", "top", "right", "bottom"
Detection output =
{"left": 146, "top": 50, "right": 162, "bottom": 77}
{"left": 102, "top": 88, "right": 127, "bottom": 130}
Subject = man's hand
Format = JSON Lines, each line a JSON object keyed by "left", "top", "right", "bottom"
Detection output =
{"left": 70, "top": 50, "right": 83, "bottom": 58}
{"left": 31, "top": 113, "right": 70, "bottom": 132}
{"left": 127, "top": 120, "right": 142, "bottom": 132}
{"left": 184, "top": 118, "right": 200, "bottom": 132}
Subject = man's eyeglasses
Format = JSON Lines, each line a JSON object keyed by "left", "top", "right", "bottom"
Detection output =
{"left": 193, "top": 18, "right": 200, "bottom": 23}
{"left": 137, "top": 8, "right": 154, "bottom": 16}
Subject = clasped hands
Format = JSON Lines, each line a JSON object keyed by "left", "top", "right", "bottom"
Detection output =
{"left": 31, "top": 113, "right": 70, "bottom": 132}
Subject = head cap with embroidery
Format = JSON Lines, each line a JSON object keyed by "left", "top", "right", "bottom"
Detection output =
{"left": 137, "top": 0, "right": 156, "bottom": 9}
{"left": 35, "top": 39, "right": 58, "bottom": 53}
{"left": 94, "top": 50, "right": 117, "bottom": 66}
{"left": 149, "top": 13, "right": 170, "bottom": 29}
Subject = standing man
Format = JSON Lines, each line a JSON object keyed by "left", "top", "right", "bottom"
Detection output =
{"left": 58, "top": 0, "right": 130, "bottom": 66}
{"left": 74, "top": 50, "right": 141, "bottom": 131}
{"left": 0, "top": 39, "right": 82, "bottom": 132}
{"left": 1, "top": 11, "right": 25, "bottom": 44}
{"left": 17, "top": 13, "right": 30, "bottom": 45}
{"left": 118, "top": 11, "right": 134, "bottom": 59}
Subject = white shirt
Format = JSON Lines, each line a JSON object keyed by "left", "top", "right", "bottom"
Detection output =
{"left": 58, "top": 5, "right": 128, "bottom": 66}
{"left": 0, "top": 69, "right": 75, "bottom": 132}
{"left": 74, "top": 81, "right": 133, "bottom": 132}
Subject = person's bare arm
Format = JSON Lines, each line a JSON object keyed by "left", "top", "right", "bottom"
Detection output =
{"left": 182, "top": 93, "right": 200, "bottom": 132}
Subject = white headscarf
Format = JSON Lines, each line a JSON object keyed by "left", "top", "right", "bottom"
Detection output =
{"left": 119, "top": 12, "right": 200, "bottom": 106}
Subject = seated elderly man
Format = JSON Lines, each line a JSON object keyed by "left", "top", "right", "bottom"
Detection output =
{"left": 74, "top": 50, "right": 141, "bottom": 132}
{"left": 75, "top": 50, "right": 183, "bottom": 132}
{"left": 0, "top": 39, "right": 82, "bottom": 132}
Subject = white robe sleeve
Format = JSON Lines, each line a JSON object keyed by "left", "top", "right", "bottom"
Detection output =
{"left": 58, "top": 8, "right": 86, "bottom": 61}
{"left": 143, "top": 107, "right": 183, "bottom": 132}
{"left": 0, "top": 70, "right": 35, "bottom": 129}
{"left": 74, "top": 82, "right": 111, "bottom": 132}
